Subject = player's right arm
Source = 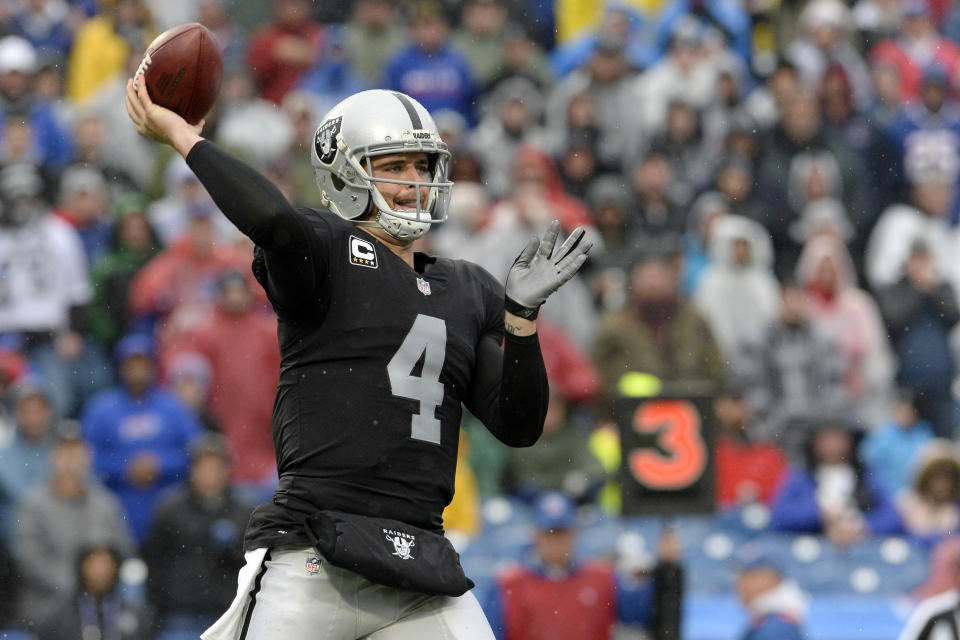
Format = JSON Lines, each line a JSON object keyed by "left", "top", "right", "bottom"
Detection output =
{"left": 125, "top": 77, "right": 318, "bottom": 307}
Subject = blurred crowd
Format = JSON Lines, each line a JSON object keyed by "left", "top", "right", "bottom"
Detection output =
{"left": 5, "top": 0, "right": 960, "bottom": 637}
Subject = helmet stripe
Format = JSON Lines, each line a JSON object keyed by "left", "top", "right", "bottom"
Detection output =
{"left": 391, "top": 92, "right": 423, "bottom": 129}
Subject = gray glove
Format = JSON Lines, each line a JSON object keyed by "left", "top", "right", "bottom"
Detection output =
{"left": 505, "top": 220, "right": 593, "bottom": 319}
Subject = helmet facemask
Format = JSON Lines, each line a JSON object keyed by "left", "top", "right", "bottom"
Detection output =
{"left": 318, "top": 135, "right": 453, "bottom": 240}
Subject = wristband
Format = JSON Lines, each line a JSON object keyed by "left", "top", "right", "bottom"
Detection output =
{"left": 504, "top": 296, "right": 540, "bottom": 320}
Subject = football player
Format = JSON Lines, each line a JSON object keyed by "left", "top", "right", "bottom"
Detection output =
{"left": 126, "top": 79, "right": 591, "bottom": 640}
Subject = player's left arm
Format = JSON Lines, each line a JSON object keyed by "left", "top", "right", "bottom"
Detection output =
{"left": 466, "top": 222, "right": 592, "bottom": 447}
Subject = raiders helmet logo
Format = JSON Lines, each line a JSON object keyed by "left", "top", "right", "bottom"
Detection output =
{"left": 314, "top": 116, "right": 342, "bottom": 165}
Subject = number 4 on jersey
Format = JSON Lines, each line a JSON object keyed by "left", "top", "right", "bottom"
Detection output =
{"left": 387, "top": 314, "right": 447, "bottom": 445}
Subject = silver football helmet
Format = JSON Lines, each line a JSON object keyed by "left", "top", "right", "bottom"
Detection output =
{"left": 310, "top": 90, "right": 453, "bottom": 241}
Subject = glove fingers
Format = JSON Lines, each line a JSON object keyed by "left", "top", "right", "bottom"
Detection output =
{"left": 515, "top": 236, "right": 540, "bottom": 266}
{"left": 537, "top": 220, "right": 562, "bottom": 259}
{"left": 557, "top": 252, "right": 590, "bottom": 283}
{"left": 552, "top": 226, "right": 586, "bottom": 264}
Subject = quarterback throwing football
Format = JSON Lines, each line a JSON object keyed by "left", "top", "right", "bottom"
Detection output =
{"left": 126, "top": 78, "right": 590, "bottom": 640}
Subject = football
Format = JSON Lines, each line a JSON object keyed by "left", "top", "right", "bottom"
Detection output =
{"left": 134, "top": 23, "right": 223, "bottom": 125}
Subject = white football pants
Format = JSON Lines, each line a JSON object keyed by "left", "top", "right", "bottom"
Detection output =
{"left": 201, "top": 546, "right": 495, "bottom": 640}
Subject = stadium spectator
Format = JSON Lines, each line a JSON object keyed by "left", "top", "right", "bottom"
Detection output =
{"left": 14, "top": 425, "right": 133, "bottom": 632}
{"left": 770, "top": 418, "right": 902, "bottom": 545}
{"left": 131, "top": 196, "right": 258, "bottom": 347}
{"left": 451, "top": 0, "right": 509, "bottom": 86}
{"left": 754, "top": 89, "right": 871, "bottom": 278}
{"left": 536, "top": 321, "right": 599, "bottom": 406}
{"left": 583, "top": 174, "right": 639, "bottom": 308}
{"left": 382, "top": 1, "right": 476, "bottom": 124}
{"left": 550, "top": 4, "right": 651, "bottom": 78}
{"left": 143, "top": 434, "right": 250, "bottom": 636}
{"left": 693, "top": 215, "right": 780, "bottom": 361}
{"left": 65, "top": 0, "right": 153, "bottom": 104}
{"left": 860, "top": 389, "right": 936, "bottom": 497}
{"left": 166, "top": 350, "right": 219, "bottom": 432}
{"left": 295, "top": 27, "right": 367, "bottom": 117}
{"left": 702, "top": 62, "right": 755, "bottom": 162}
{"left": 11, "top": 0, "right": 74, "bottom": 63}
{"left": 148, "top": 156, "right": 240, "bottom": 246}
{"left": 655, "top": 0, "right": 753, "bottom": 65}
{"left": 638, "top": 18, "right": 718, "bottom": 134}
{"left": 83, "top": 47, "right": 156, "bottom": 189}
{"left": 593, "top": 241, "right": 724, "bottom": 418}
{"left": 0, "top": 162, "right": 109, "bottom": 417}
{"left": 875, "top": 241, "right": 960, "bottom": 438}
{"left": 681, "top": 190, "right": 730, "bottom": 295}
{"left": 504, "top": 388, "right": 606, "bottom": 504}
{"left": 172, "top": 270, "right": 279, "bottom": 487}
{"left": 735, "top": 549, "right": 809, "bottom": 640}
{"left": 246, "top": 0, "right": 324, "bottom": 105}
{"left": 711, "top": 154, "right": 761, "bottom": 220}
{"left": 648, "top": 99, "right": 715, "bottom": 205}
{"left": 53, "top": 164, "right": 112, "bottom": 264}
{"left": 546, "top": 30, "right": 643, "bottom": 171}
{"left": 787, "top": 0, "right": 873, "bottom": 111}
{"left": 343, "top": 0, "right": 406, "bottom": 87}
{"left": 486, "top": 23, "right": 553, "bottom": 95}
{"left": 819, "top": 64, "right": 879, "bottom": 165}
{"left": 485, "top": 492, "right": 684, "bottom": 640}
{"left": 628, "top": 152, "right": 686, "bottom": 237}
{"left": 69, "top": 112, "right": 140, "bottom": 195}
{"left": 737, "top": 280, "right": 849, "bottom": 449}
{"left": 870, "top": 1, "right": 960, "bottom": 105}
{"left": 714, "top": 380, "right": 789, "bottom": 510}
{"left": 37, "top": 543, "right": 150, "bottom": 640}
{"left": 883, "top": 63, "right": 960, "bottom": 210}
{"left": 0, "top": 382, "right": 56, "bottom": 540}
{"left": 796, "top": 234, "right": 894, "bottom": 426}
{"left": 896, "top": 441, "right": 960, "bottom": 544}
{"left": 80, "top": 333, "right": 202, "bottom": 542}
{"left": 867, "top": 171, "right": 959, "bottom": 294}
{"left": 0, "top": 35, "right": 72, "bottom": 171}
{"left": 87, "top": 192, "right": 160, "bottom": 349}
{"left": 468, "top": 77, "right": 551, "bottom": 199}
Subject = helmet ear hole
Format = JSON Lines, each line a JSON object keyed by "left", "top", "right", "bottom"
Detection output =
{"left": 331, "top": 174, "right": 345, "bottom": 191}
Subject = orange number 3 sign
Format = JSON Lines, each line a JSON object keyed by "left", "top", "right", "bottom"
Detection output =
{"left": 628, "top": 400, "right": 707, "bottom": 490}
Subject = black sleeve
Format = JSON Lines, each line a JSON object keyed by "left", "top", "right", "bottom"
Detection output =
{"left": 465, "top": 331, "right": 549, "bottom": 448}
{"left": 185, "top": 140, "right": 320, "bottom": 308}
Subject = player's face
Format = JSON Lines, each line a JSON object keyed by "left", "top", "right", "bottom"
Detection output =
{"left": 369, "top": 152, "right": 432, "bottom": 214}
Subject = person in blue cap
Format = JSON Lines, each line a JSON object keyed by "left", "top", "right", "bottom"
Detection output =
{"left": 80, "top": 332, "right": 203, "bottom": 543}
{"left": 735, "top": 546, "right": 808, "bottom": 640}
{"left": 484, "top": 492, "right": 683, "bottom": 640}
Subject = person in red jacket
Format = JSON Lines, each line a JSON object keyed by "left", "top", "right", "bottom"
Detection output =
{"left": 247, "top": 0, "right": 325, "bottom": 104}
{"left": 870, "top": 1, "right": 960, "bottom": 104}
{"left": 714, "top": 380, "right": 789, "bottom": 509}
{"left": 128, "top": 203, "right": 262, "bottom": 349}
{"left": 486, "top": 492, "right": 683, "bottom": 640}
{"left": 170, "top": 270, "right": 280, "bottom": 489}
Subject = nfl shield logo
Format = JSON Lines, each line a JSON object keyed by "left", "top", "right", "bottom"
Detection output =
{"left": 417, "top": 278, "right": 431, "bottom": 296}
{"left": 305, "top": 556, "right": 321, "bottom": 574}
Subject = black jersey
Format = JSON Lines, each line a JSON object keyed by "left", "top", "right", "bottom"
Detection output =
{"left": 184, "top": 140, "right": 548, "bottom": 553}
{"left": 247, "top": 209, "right": 502, "bottom": 548}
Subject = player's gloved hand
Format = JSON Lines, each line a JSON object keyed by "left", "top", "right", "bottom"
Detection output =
{"left": 505, "top": 220, "right": 593, "bottom": 319}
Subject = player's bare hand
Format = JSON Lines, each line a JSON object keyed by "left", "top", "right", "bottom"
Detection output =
{"left": 125, "top": 78, "right": 204, "bottom": 150}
